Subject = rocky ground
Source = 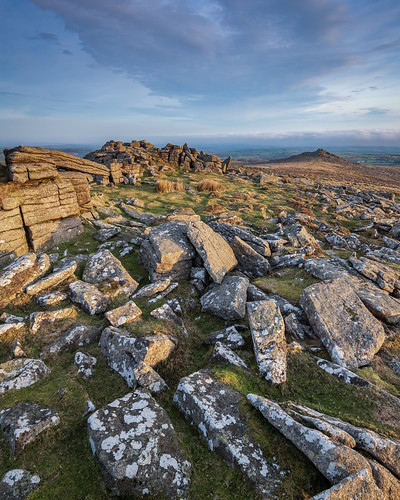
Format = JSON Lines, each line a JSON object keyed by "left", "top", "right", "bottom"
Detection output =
{"left": 1, "top": 144, "right": 400, "bottom": 499}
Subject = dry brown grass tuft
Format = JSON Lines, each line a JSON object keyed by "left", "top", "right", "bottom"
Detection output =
{"left": 155, "top": 179, "right": 185, "bottom": 193}
{"left": 197, "top": 179, "right": 224, "bottom": 193}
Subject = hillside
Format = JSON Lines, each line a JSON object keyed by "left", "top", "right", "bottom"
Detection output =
{"left": 0, "top": 141, "right": 400, "bottom": 499}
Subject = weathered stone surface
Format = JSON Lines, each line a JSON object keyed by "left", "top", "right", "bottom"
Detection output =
{"left": 25, "top": 260, "right": 76, "bottom": 295}
{"left": 88, "top": 391, "right": 191, "bottom": 497}
{"left": 284, "top": 312, "right": 309, "bottom": 340}
{"left": 248, "top": 395, "right": 369, "bottom": 483}
{"left": 368, "top": 459, "right": 400, "bottom": 500}
{"left": 0, "top": 358, "right": 50, "bottom": 395}
{"left": 300, "top": 277, "right": 385, "bottom": 369}
{"left": 138, "top": 221, "right": 195, "bottom": 281}
{"left": 0, "top": 322, "right": 25, "bottom": 337}
{"left": 349, "top": 255, "right": 400, "bottom": 294}
{"left": 247, "top": 300, "right": 287, "bottom": 384}
{"left": 231, "top": 236, "right": 271, "bottom": 277}
{"left": 283, "top": 223, "right": 319, "bottom": 248}
{"left": 105, "top": 301, "right": 142, "bottom": 327}
{"left": 0, "top": 403, "right": 60, "bottom": 456}
{"left": 209, "top": 222, "right": 271, "bottom": 257}
{"left": 0, "top": 253, "right": 50, "bottom": 308}
{"left": 200, "top": 275, "right": 249, "bottom": 320}
{"left": 314, "top": 356, "right": 372, "bottom": 387}
{"left": 133, "top": 362, "right": 168, "bottom": 393}
{"left": 304, "top": 258, "right": 349, "bottom": 281}
{"left": 74, "top": 351, "right": 97, "bottom": 378}
{"left": 186, "top": 220, "right": 237, "bottom": 283}
{"left": 147, "top": 282, "right": 179, "bottom": 305}
{"left": 174, "top": 370, "right": 281, "bottom": 498}
{"left": 44, "top": 324, "right": 101, "bottom": 356}
{"left": 204, "top": 325, "right": 245, "bottom": 349}
{"left": 356, "top": 284, "right": 400, "bottom": 325}
{"left": 211, "top": 342, "right": 250, "bottom": 371}
{"left": 150, "top": 303, "right": 188, "bottom": 336}
{"left": 93, "top": 227, "right": 121, "bottom": 242}
{"left": 36, "top": 291, "right": 68, "bottom": 306}
{"left": 0, "top": 208, "right": 29, "bottom": 266}
{"left": 29, "top": 307, "right": 78, "bottom": 334}
{"left": 82, "top": 249, "right": 139, "bottom": 297}
{"left": 0, "top": 469, "right": 41, "bottom": 500}
{"left": 69, "top": 280, "right": 111, "bottom": 315}
{"left": 99, "top": 327, "right": 175, "bottom": 386}
{"left": 132, "top": 279, "right": 171, "bottom": 299}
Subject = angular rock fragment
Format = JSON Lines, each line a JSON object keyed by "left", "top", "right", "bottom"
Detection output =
{"left": 204, "top": 325, "right": 245, "bottom": 349}
{"left": 174, "top": 370, "right": 281, "bottom": 497}
{"left": 44, "top": 324, "right": 101, "bottom": 356}
{"left": 146, "top": 282, "right": 179, "bottom": 305}
{"left": 133, "top": 362, "right": 168, "bottom": 393}
{"left": 93, "top": 226, "right": 121, "bottom": 242}
{"left": 0, "top": 358, "right": 51, "bottom": 395}
{"left": 36, "top": 291, "right": 68, "bottom": 306}
{"left": 200, "top": 275, "right": 249, "bottom": 320}
{"left": 69, "top": 280, "right": 111, "bottom": 315}
{"left": 211, "top": 342, "right": 250, "bottom": 371}
{"left": 82, "top": 249, "right": 138, "bottom": 297}
{"left": 88, "top": 391, "right": 191, "bottom": 497}
{"left": 75, "top": 351, "right": 97, "bottom": 378}
{"left": 186, "top": 220, "right": 237, "bottom": 283}
{"left": 150, "top": 303, "right": 188, "bottom": 336}
{"left": 300, "top": 277, "right": 385, "bottom": 369}
{"left": 209, "top": 222, "right": 271, "bottom": 257}
{"left": 247, "top": 300, "right": 287, "bottom": 384}
{"left": 231, "top": 236, "right": 271, "bottom": 277}
{"left": 132, "top": 278, "right": 171, "bottom": 299}
{"left": 24, "top": 260, "right": 77, "bottom": 295}
{"left": 105, "top": 301, "right": 142, "bottom": 327}
{"left": 356, "top": 284, "right": 400, "bottom": 325}
{"left": 313, "top": 356, "right": 371, "bottom": 387}
{"left": 0, "top": 322, "right": 25, "bottom": 337}
{"left": 0, "top": 403, "right": 60, "bottom": 456}
{"left": 283, "top": 223, "right": 319, "bottom": 249}
{"left": 0, "top": 469, "right": 41, "bottom": 500}
{"left": 29, "top": 307, "right": 78, "bottom": 334}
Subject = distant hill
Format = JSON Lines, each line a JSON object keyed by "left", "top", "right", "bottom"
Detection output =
{"left": 267, "top": 148, "right": 357, "bottom": 167}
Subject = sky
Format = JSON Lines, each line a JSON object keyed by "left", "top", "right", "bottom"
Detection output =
{"left": 1, "top": 0, "right": 400, "bottom": 147}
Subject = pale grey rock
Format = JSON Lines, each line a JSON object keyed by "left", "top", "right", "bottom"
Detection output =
{"left": 200, "top": 275, "right": 249, "bottom": 321}
{"left": 204, "top": 325, "right": 245, "bottom": 349}
{"left": 247, "top": 300, "right": 287, "bottom": 384}
{"left": 174, "top": 370, "right": 281, "bottom": 498}
{"left": 75, "top": 351, "right": 97, "bottom": 378}
{"left": 132, "top": 278, "right": 171, "bottom": 299}
{"left": 211, "top": 342, "right": 250, "bottom": 371}
{"left": 304, "top": 258, "right": 349, "bottom": 281}
{"left": 36, "top": 291, "right": 68, "bottom": 306}
{"left": 93, "top": 226, "right": 121, "bottom": 242}
{"left": 88, "top": 391, "right": 191, "bottom": 497}
{"left": 247, "top": 283, "right": 269, "bottom": 301}
{"left": 0, "top": 358, "right": 50, "bottom": 395}
{"left": 0, "top": 322, "right": 25, "bottom": 337}
{"left": 284, "top": 313, "right": 309, "bottom": 340}
{"left": 283, "top": 223, "right": 318, "bottom": 248}
{"left": 209, "top": 222, "right": 271, "bottom": 257}
{"left": 0, "top": 469, "right": 41, "bottom": 500}
{"left": 231, "top": 236, "right": 271, "bottom": 277}
{"left": 0, "top": 403, "right": 60, "bottom": 456}
{"left": 69, "top": 280, "right": 111, "bottom": 315}
{"left": 325, "top": 232, "right": 348, "bottom": 248}
{"left": 43, "top": 324, "right": 101, "bottom": 356}
{"left": 0, "top": 313, "right": 25, "bottom": 324}
{"left": 146, "top": 282, "right": 179, "bottom": 305}
{"left": 105, "top": 301, "right": 142, "bottom": 327}
{"left": 150, "top": 303, "right": 188, "bottom": 336}
{"left": 133, "top": 362, "right": 168, "bottom": 393}
{"left": 24, "top": 260, "right": 77, "bottom": 295}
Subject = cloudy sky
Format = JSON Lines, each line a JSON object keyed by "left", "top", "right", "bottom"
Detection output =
{"left": 1, "top": 0, "right": 400, "bottom": 147}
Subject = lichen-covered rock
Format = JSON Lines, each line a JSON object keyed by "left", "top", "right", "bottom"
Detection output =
{"left": 74, "top": 351, "right": 97, "bottom": 378}
{"left": 93, "top": 226, "right": 121, "bottom": 242}
{"left": 247, "top": 300, "right": 287, "bottom": 384}
{"left": 186, "top": 220, "right": 237, "bottom": 283}
{"left": 87, "top": 391, "right": 191, "bottom": 497}
{"left": 173, "top": 370, "right": 281, "bottom": 498}
{"left": 0, "top": 253, "right": 50, "bottom": 308}
{"left": 105, "top": 301, "right": 142, "bottom": 327}
{"left": 231, "top": 236, "right": 271, "bottom": 277}
{"left": 0, "top": 358, "right": 50, "bottom": 395}
{"left": 209, "top": 222, "right": 271, "bottom": 257}
{"left": 150, "top": 303, "right": 188, "bottom": 336}
{"left": 356, "top": 284, "right": 400, "bottom": 325}
{"left": 300, "top": 277, "right": 385, "bottom": 369}
{"left": 43, "top": 324, "right": 102, "bottom": 356}
{"left": 211, "top": 342, "right": 250, "bottom": 371}
{"left": 133, "top": 362, "right": 168, "bottom": 393}
{"left": 0, "top": 469, "right": 41, "bottom": 500}
{"left": 0, "top": 322, "right": 25, "bottom": 337}
{"left": 24, "top": 260, "right": 77, "bottom": 295}
{"left": 204, "top": 325, "right": 245, "bottom": 349}
{"left": 29, "top": 307, "right": 78, "bottom": 334}
{"left": 82, "top": 249, "right": 138, "bottom": 298}
{"left": 248, "top": 395, "right": 369, "bottom": 484}
{"left": 69, "top": 280, "right": 111, "bottom": 315}
{"left": 283, "top": 223, "right": 319, "bottom": 249}
{"left": 200, "top": 275, "right": 249, "bottom": 320}
{"left": 313, "top": 356, "right": 371, "bottom": 387}
{"left": 0, "top": 403, "right": 60, "bottom": 456}
{"left": 99, "top": 327, "right": 175, "bottom": 386}
{"left": 36, "top": 291, "right": 68, "bottom": 306}
{"left": 132, "top": 279, "right": 171, "bottom": 299}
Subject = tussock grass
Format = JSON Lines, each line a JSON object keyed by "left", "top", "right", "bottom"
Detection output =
{"left": 197, "top": 179, "right": 224, "bottom": 193}
{"left": 155, "top": 179, "right": 185, "bottom": 193}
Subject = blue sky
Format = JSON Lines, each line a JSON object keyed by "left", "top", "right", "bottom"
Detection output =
{"left": 1, "top": 0, "right": 400, "bottom": 147}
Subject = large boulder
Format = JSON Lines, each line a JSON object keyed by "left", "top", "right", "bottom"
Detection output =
{"left": 0, "top": 358, "right": 51, "bottom": 395}
{"left": 231, "top": 236, "right": 271, "bottom": 277}
{"left": 209, "top": 222, "right": 271, "bottom": 257}
{"left": 247, "top": 300, "right": 287, "bottom": 384}
{"left": 25, "top": 260, "right": 77, "bottom": 295}
{"left": 186, "top": 220, "right": 237, "bottom": 283}
{"left": 200, "top": 275, "right": 249, "bottom": 320}
{"left": 82, "top": 249, "right": 138, "bottom": 298}
{"left": 300, "top": 278, "right": 385, "bottom": 369}
{"left": 174, "top": 370, "right": 281, "bottom": 497}
{"left": 87, "top": 391, "right": 191, "bottom": 497}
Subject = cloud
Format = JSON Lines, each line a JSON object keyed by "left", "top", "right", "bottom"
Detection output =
{"left": 27, "top": 31, "right": 60, "bottom": 44}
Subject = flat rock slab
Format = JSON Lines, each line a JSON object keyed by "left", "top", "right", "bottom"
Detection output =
{"left": 24, "top": 260, "right": 77, "bottom": 295}
{"left": 132, "top": 279, "right": 171, "bottom": 299}
{"left": 209, "top": 222, "right": 271, "bottom": 257}
{"left": 173, "top": 369, "right": 281, "bottom": 498}
{"left": 82, "top": 249, "right": 138, "bottom": 298}
{"left": 44, "top": 324, "right": 102, "bottom": 356}
{"left": 200, "top": 275, "right": 249, "bottom": 321}
{"left": 99, "top": 327, "right": 175, "bottom": 387}
{"left": 105, "top": 301, "right": 142, "bottom": 327}
{"left": 0, "top": 403, "right": 60, "bottom": 456}
{"left": 247, "top": 300, "right": 287, "bottom": 384}
{"left": 29, "top": 307, "right": 77, "bottom": 334}
{"left": 0, "top": 469, "right": 41, "bottom": 500}
{"left": 88, "top": 391, "right": 191, "bottom": 497}
{"left": 93, "top": 227, "right": 121, "bottom": 242}
{"left": 0, "top": 358, "right": 50, "bottom": 395}
{"left": 37, "top": 291, "right": 68, "bottom": 306}
{"left": 69, "top": 280, "right": 111, "bottom": 315}
{"left": 186, "top": 220, "right": 237, "bottom": 283}
{"left": 0, "top": 322, "right": 25, "bottom": 337}
{"left": 0, "top": 253, "right": 50, "bottom": 308}
{"left": 211, "top": 342, "right": 250, "bottom": 371}
{"left": 204, "top": 325, "right": 245, "bottom": 349}
{"left": 231, "top": 236, "right": 271, "bottom": 278}
{"left": 300, "top": 277, "right": 386, "bottom": 369}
